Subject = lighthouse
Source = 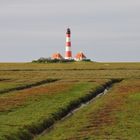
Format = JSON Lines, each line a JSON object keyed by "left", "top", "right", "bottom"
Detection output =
{"left": 65, "top": 28, "right": 72, "bottom": 59}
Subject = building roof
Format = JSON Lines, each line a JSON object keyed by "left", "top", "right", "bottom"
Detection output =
{"left": 75, "top": 52, "right": 87, "bottom": 60}
{"left": 52, "top": 53, "right": 64, "bottom": 60}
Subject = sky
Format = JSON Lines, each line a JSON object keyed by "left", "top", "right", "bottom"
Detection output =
{"left": 0, "top": 0, "right": 140, "bottom": 62}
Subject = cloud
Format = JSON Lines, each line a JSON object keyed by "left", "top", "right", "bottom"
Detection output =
{"left": 0, "top": 0, "right": 140, "bottom": 62}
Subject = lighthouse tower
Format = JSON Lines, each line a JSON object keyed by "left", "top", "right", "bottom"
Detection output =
{"left": 65, "top": 28, "right": 72, "bottom": 59}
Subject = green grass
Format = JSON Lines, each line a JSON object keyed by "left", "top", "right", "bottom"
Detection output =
{"left": 0, "top": 78, "right": 58, "bottom": 95}
{"left": 0, "top": 62, "right": 140, "bottom": 70}
{"left": 0, "top": 62, "right": 139, "bottom": 139}
{"left": 113, "top": 93, "right": 140, "bottom": 139}
{"left": 37, "top": 79, "right": 140, "bottom": 140}
{"left": 0, "top": 81, "right": 108, "bottom": 139}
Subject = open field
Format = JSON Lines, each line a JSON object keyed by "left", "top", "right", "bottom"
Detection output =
{"left": 37, "top": 79, "right": 140, "bottom": 140}
{"left": 0, "top": 62, "right": 139, "bottom": 139}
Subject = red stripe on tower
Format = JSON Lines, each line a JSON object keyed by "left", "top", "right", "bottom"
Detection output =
{"left": 66, "top": 34, "right": 70, "bottom": 37}
{"left": 65, "top": 28, "right": 72, "bottom": 59}
{"left": 66, "top": 42, "right": 71, "bottom": 46}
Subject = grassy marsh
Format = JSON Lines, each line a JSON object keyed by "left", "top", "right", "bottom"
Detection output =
{"left": 0, "top": 62, "right": 139, "bottom": 139}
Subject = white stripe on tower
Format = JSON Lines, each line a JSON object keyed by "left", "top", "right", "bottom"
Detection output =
{"left": 66, "top": 37, "right": 71, "bottom": 42}
{"left": 65, "top": 46, "right": 71, "bottom": 51}
{"left": 65, "top": 28, "right": 72, "bottom": 59}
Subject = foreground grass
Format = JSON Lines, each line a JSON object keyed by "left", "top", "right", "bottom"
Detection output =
{"left": 0, "top": 80, "right": 110, "bottom": 140}
{"left": 37, "top": 79, "right": 140, "bottom": 140}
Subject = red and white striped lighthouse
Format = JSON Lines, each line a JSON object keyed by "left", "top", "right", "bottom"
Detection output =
{"left": 65, "top": 28, "right": 72, "bottom": 59}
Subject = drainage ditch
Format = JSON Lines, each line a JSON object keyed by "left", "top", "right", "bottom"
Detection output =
{"left": 32, "top": 79, "right": 122, "bottom": 140}
{"left": 4, "top": 79, "right": 122, "bottom": 140}
{"left": 0, "top": 79, "right": 59, "bottom": 95}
